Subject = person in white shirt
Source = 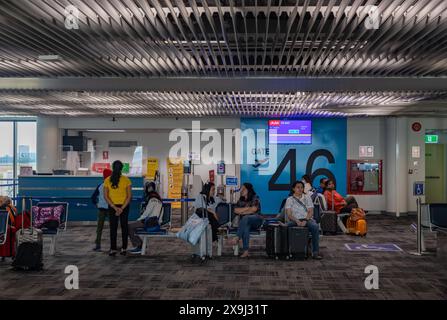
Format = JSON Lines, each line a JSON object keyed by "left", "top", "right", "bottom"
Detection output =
{"left": 301, "top": 174, "right": 314, "bottom": 196}
{"left": 128, "top": 182, "right": 163, "bottom": 254}
{"left": 193, "top": 182, "right": 223, "bottom": 242}
{"left": 284, "top": 181, "right": 322, "bottom": 260}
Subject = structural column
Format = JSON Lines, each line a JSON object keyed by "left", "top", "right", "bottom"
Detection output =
{"left": 385, "top": 117, "right": 408, "bottom": 217}
{"left": 36, "top": 117, "right": 59, "bottom": 173}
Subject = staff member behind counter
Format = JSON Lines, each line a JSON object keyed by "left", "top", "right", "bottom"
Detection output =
{"left": 104, "top": 160, "right": 132, "bottom": 257}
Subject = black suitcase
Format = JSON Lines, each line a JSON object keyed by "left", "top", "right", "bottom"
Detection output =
{"left": 12, "top": 242, "right": 43, "bottom": 271}
{"left": 266, "top": 224, "right": 288, "bottom": 259}
{"left": 12, "top": 198, "right": 43, "bottom": 271}
{"left": 320, "top": 211, "right": 337, "bottom": 235}
{"left": 288, "top": 227, "right": 309, "bottom": 260}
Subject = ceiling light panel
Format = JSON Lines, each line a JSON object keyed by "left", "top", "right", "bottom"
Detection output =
{"left": 0, "top": 1, "right": 445, "bottom": 77}
{"left": 1, "top": 90, "right": 446, "bottom": 117}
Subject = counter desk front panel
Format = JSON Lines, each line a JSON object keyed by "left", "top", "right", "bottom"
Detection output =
{"left": 18, "top": 176, "right": 144, "bottom": 221}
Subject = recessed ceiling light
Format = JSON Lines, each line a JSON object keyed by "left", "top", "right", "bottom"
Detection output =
{"left": 38, "top": 54, "right": 62, "bottom": 61}
{"left": 86, "top": 129, "right": 126, "bottom": 133}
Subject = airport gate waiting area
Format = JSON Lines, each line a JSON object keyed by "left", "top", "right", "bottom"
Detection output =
{"left": 1, "top": 0, "right": 447, "bottom": 301}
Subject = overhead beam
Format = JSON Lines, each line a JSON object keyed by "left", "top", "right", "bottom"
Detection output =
{"left": 1, "top": 77, "right": 447, "bottom": 92}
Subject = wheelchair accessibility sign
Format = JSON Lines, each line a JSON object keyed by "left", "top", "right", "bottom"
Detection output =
{"left": 413, "top": 182, "right": 424, "bottom": 196}
{"left": 345, "top": 243, "right": 403, "bottom": 252}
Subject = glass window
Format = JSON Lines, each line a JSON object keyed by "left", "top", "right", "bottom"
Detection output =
{"left": 0, "top": 122, "right": 14, "bottom": 197}
{"left": 17, "top": 121, "right": 37, "bottom": 173}
{"left": 347, "top": 160, "right": 383, "bottom": 195}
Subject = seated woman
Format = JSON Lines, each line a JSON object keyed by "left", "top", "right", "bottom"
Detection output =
{"left": 128, "top": 182, "right": 162, "bottom": 254}
{"left": 231, "top": 183, "right": 262, "bottom": 258}
{"left": 324, "top": 180, "right": 358, "bottom": 215}
{"left": 0, "top": 196, "right": 17, "bottom": 261}
{"left": 284, "top": 181, "right": 322, "bottom": 260}
{"left": 193, "top": 182, "right": 222, "bottom": 243}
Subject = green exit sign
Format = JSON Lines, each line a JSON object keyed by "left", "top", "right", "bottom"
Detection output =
{"left": 425, "top": 135, "right": 439, "bottom": 144}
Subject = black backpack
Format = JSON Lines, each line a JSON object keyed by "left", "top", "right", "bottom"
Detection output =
{"left": 91, "top": 183, "right": 101, "bottom": 206}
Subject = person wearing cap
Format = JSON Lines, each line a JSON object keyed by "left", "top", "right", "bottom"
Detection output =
{"left": 92, "top": 168, "right": 112, "bottom": 252}
{"left": 127, "top": 181, "right": 162, "bottom": 255}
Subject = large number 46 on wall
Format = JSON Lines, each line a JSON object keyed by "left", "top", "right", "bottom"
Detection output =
{"left": 268, "top": 149, "right": 336, "bottom": 190}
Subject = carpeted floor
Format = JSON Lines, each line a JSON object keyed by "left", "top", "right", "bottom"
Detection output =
{"left": 0, "top": 214, "right": 446, "bottom": 300}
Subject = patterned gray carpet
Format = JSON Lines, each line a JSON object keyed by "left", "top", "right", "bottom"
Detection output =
{"left": 1, "top": 214, "right": 446, "bottom": 300}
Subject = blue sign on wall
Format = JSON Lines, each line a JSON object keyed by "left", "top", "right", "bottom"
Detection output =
{"left": 226, "top": 176, "right": 238, "bottom": 186}
{"left": 413, "top": 182, "right": 424, "bottom": 196}
{"left": 240, "top": 118, "right": 347, "bottom": 214}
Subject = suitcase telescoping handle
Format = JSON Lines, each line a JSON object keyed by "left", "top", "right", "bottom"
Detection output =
{"left": 20, "top": 197, "right": 33, "bottom": 234}
{"left": 331, "top": 191, "right": 334, "bottom": 211}
{"left": 29, "top": 197, "right": 33, "bottom": 233}
{"left": 200, "top": 195, "right": 208, "bottom": 220}
{"left": 21, "top": 197, "right": 25, "bottom": 234}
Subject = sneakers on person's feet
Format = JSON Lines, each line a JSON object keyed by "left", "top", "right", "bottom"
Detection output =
{"left": 120, "top": 249, "right": 127, "bottom": 256}
{"left": 312, "top": 253, "right": 323, "bottom": 260}
{"left": 240, "top": 251, "right": 249, "bottom": 258}
{"left": 128, "top": 247, "right": 142, "bottom": 255}
{"left": 93, "top": 245, "right": 101, "bottom": 252}
{"left": 108, "top": 250, "right": 117, "bottom": 256}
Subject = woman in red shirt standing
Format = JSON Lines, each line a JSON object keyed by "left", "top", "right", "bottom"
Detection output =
{"left": 323, "top": 180, "right": 359, "bottom": 214}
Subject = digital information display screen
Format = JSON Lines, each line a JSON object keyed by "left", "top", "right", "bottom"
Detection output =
{"left": 268, "top": 120, "right": 312, "bottom": 144}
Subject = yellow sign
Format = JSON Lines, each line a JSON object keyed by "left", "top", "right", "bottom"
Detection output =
{"left": 167, "top": 157, "right": 184, "bottom": 209}
{"left": 146, "top": 157, "right": 159, "bottom": 179}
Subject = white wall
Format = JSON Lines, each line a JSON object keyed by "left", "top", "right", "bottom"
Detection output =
{"left": 385, "top": 117, "right": 409, "bottom": 216}
{"left": 59, "top": 117, "right": 241, "bottom": 199}
{"left": 36, "top": 117, "right": 60, "bottom": 173}
{"left": 82, "top": 130, "right": 240, "bottom": 198}
{"left": 407, "top": 118, "right": 447, "bottom": 212}
{"left": 34, "top": 115, "right": 447, "bottom": 214}
{"left": 347, "top": 118, "right": 387, "bottom": 211}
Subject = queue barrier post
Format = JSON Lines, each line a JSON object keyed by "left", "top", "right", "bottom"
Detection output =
{"left": 181, "top": 186, "right": 189, "bottom": 226}
{"left": 409, "top": 197, "right": 434, "bottom": 256}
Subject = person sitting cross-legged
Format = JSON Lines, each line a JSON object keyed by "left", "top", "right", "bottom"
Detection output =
{"left": 231, "top": 183, "right": 262, "bottom": 258}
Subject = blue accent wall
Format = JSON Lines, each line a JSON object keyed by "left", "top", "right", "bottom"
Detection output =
{"left": 240, "top": 118, "right": 347, "bottom": 214}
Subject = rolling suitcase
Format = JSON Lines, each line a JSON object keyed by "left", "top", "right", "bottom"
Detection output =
{"left": 265, "top": 224, "right": 288, "bottom": 259}
{"left": 320, "top": 211, "right": 338, "bottom": 235}
{"left": 347, "top": 217, "right": 367, "bottom": 236}
{"left": 288, "top": 227, "right": 309, "bottom": 260}
{"left": 12, "top": 198, "right": 43, "bottom": 271}
{"left": 192, "top": 223, "right": 212, "bottom": 261}
{"left": 191, "top": 202, "right": 213, "bottom": 262}
{"left": 320, "top": 191, "right": 338, "bottom": 235}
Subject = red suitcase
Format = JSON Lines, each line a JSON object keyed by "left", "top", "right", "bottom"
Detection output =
{"left": 0, "top": 225, "right": 16, "bottom": 258}
{"left": 1, "top": 206, "right": 17, "bottom": 258}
